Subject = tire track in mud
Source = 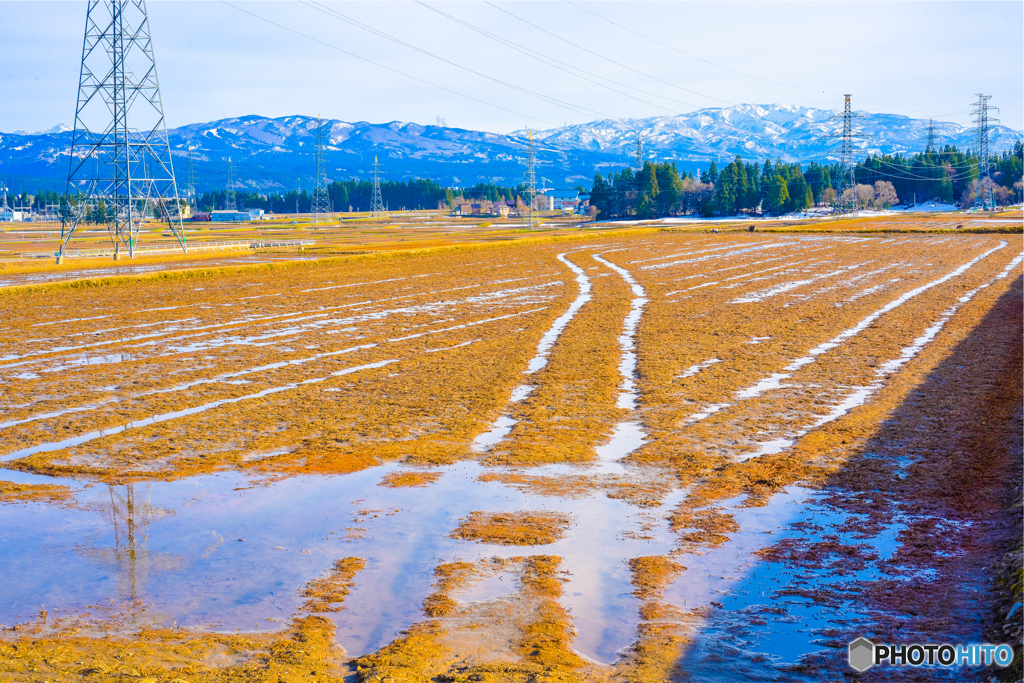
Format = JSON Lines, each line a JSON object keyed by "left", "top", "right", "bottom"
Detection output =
{"left": 659, "top": 254, "right": 1024, "bottom": 680}
{"left": 628, "top": 239, "right": 1006, "bottom": 470}
{"left": 676, "top": 240, "right": 1009, "bottom": 464}
{"left": 484, "top": 250, "right": 631, "bottom": 464}
{"left": 0, "top": 274, "right": 564, "bottom": 430}
{"left": 591, "top": 254, "right": 649, "bottom": 466}
{"left": 1, "top": 248, "right": 590, "bottom": 472}
{"left": 471, "top": 252, "right": 593, "bottom": 452}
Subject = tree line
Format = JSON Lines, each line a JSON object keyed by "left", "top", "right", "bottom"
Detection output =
{"left": 590, "top": 143, "right": 1023, "bottom": 220}
{"left": 11, "top": 142, "right": 1022, "bottom": 221}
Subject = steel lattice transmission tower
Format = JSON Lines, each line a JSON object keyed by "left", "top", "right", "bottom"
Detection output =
{"left": 225, "top": 157, "right": 236, "bottom": 210}
{"left": 524, "top": 131, "right": 537, "bottom": 230}
{"left": 370, "top": 156, "right": 385, "bottom": 217}
{"left": 185, "top": 142, "right": 197, "bottom": 208}
{"left": 925, "top": 119, "right": 937, "bottom": 154}
{"left": 60, "top": 0, "right": 186, "bottom": 263}
{"left": 820, "top": 94, "right": 867, "bottom": 217}
{"left": 311, "top": 116, "right": 332, "bottom": 226}
{"left": 635, "top": 131, "right": 643, "bottom": 170}
{"left": 972, "top": 94, "right": 999, "bottom": 210}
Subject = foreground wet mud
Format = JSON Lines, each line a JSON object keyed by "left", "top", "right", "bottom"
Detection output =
{"left": 1, "top": 226, "right": 1021, "bottom": 682}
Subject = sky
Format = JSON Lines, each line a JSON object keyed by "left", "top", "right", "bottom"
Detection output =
{"left": 0, "top": 1, "right": 1021, "bottom": 135}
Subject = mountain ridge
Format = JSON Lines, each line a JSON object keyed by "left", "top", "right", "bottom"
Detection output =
{"left": 1, "top": 104, "right": 1020, "bottom": 193}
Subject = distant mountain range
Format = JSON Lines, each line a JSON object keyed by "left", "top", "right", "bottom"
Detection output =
{"left": 1, "top": 104, "right": 1020, "bottom": 194}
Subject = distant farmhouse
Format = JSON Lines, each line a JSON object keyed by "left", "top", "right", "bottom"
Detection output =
{"left": 545, "top": 190, "right": 589, "bottom": 213}
{"left": 457, "top": 201, "right": 510, "bottom": 217}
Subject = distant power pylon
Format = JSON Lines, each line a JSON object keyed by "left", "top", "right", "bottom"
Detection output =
{"left": 59, "top": 0, "right": 186, "bottom": 263}
{"left": 971, "top": 94, "right": 999, "bottom": 211}
{"left": 635, "top": 131, "right": 643, "bottom": 170}
{"left": 311, "top": 116, "right": 332, "bottom": 226}
{"left": 370, "top": 156, "right": 385, "bottom": 217}
{"left": 185, "top": 142, "right": 197, "bottom": 206}
{"left": 925, "top": 119, "right": 937, "bottom": 154}
{"left": 821, "top": 94, "right": 868, "bottom": 217}
{"left": 225, "top": 157, "right": 236, "bottom": 210}
{"left": 525, "top": 131, "right": 537, "bottom": 230}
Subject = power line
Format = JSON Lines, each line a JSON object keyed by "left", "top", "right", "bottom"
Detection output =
{"left": 414, "top": 1, "right": 700, "bottom": 114}
{"left": 219, "top": 0, "right": 558, "bottom": 126}
{"left": 480, "top": 0, "right": 731, "bottom": 107}
{"left": 300, "top": 0, "right": 607, "bottom": 120}
{"left": 565, "top": 0, "right": 836, "bottom": 98}
{"left": 563, "top": 2, "right": 987, "bottom": 118}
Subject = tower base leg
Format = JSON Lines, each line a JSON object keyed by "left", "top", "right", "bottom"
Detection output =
{"left": 55, "top": 255, "right": 64, "bottom": 265}
{"left": 113, "top": 252, "right": 121, "bottom": 261}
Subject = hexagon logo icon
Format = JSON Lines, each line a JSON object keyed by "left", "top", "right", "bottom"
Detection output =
{"left": 848, "top": 637, "right": 875, "bottom": 672}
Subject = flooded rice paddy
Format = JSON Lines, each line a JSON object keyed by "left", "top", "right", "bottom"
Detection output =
{"left": 1, "top": 229, "right": 1021, "bottom": 681}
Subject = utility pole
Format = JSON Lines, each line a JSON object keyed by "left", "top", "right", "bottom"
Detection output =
{"left": 311, "top": 115, "right": 332, "bottom": 227}
{"left": 60, "top": 0, "right": 186, "bottom": 263}
{"left": 971, "top": 94, "right": 999, "bottom": 211}
{"left": 371, "top": 156, "right": 384, "bottom": 217}
{"left": 525, "top": 130, "right": 537, "bottom": 230}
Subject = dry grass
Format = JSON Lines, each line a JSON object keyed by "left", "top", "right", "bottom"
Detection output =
{"left": 452, "top": 511, "right": 572, "bottom": 546}
{"left": 378, "top": 470, "right": 443, "bottom": 488}
{"left": 0, "top": 480, "right": 72, "bottom": 504}
{"left": 300, "top": 557, "right": 365, "bottom": 613}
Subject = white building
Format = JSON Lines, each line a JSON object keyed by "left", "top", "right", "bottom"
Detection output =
{"left": 210, "top": 210, "right": 250, "bottom": 222}
{"left": 547, "top": 190, "right": 580, "bottom": 212}
{"left": 248, "top": 208, "right": 265, "bottom": 220}
{"left": 0, "top": 208, "right": 23, "bottom": 222}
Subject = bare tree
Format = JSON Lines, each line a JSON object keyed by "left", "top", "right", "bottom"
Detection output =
{"left": 855, "top": 184, "right": 875, "bottom": 209}
{"left": 873, "top": 181, "right": 898, "bottom": 208}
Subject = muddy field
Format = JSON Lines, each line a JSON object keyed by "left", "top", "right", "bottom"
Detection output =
{"left": 0, "top": 225, "right": 1021, "bottom": 682}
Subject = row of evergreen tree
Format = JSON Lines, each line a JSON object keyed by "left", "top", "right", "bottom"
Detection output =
{"left": 11, "top": 143, "right": 1023, "bottom": 220}
{"left": 590, "top": 143, "right": 1023, "bottom": 220}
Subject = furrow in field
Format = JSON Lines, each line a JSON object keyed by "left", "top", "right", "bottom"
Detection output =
{"left": 0, "top": 276, "right": 562, "bottom": 417}
{"left": 684, "top": 240, "right": 1006, "bottom": 424}
{"left": 592, "top": 254, "right": 649, "bottom": 465}
{"left": 471, "top": 252, "right": 593, "bottom": 453}
{"left": 491, "top": 251, "right": 630, "bottom": 464}
{"left": 629, "top": 237, "right": 1008, "bottom": 481}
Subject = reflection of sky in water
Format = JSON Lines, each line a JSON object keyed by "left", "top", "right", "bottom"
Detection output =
{"left": 665, "top": 486, "right": 911, "bottom": 680}
{"left": 0, "top": 461, "right": 681, "bottom": 663}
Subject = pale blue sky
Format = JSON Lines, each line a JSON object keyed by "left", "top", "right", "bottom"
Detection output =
{"left": 1, "top": 1, "right": 1021, "bottom": 134}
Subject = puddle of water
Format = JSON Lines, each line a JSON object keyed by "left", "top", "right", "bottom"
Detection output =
{"left": 677, "top": 358, "right": 722, "bottom": 379}
{"left": 594, "top": 422, "right": 647, "bottom": 464}
{"left": 457, "top": 573, "right": 516, "bottom": 603}
{"left": 525, "top": 253, "right": 592, "bottom": 374}
{"left": 666, "top": 486, "right": 911, "bottom": 679}
{"left": 0, "top": 461, "right": 682, "bottom": 664}
{"left": 1, "top": 360, "right": 397, "bottom": 462}
{"left": 470, "top": 416, "right": 517, "bottom": 453}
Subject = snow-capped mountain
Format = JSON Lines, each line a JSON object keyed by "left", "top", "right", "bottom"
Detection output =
{"left": 1, "top": 105, "right": 1019, "bottom": 193}
{"left": 520, "top": 104, "right": 1020, "bottom": 162}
